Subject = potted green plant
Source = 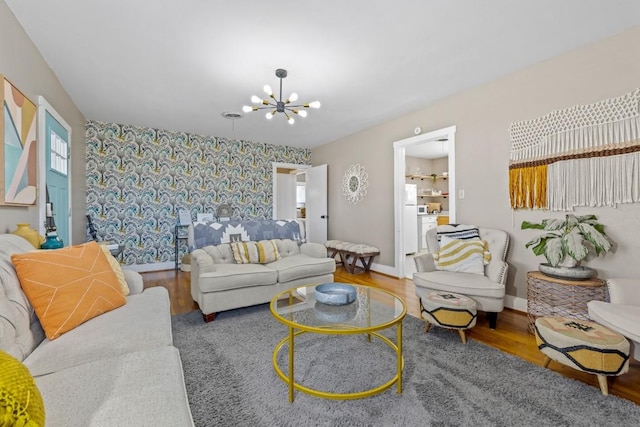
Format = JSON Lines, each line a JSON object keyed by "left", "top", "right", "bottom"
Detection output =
{"left": 521, "top": 214, "right": 614, "bottom": 279}
{"left": 430, "top": 173, "right": 438, "bottom": 182}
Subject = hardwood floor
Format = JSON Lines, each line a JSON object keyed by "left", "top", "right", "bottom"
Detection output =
{"left": 142, "top": 266, "right": 640, "bottom": 405}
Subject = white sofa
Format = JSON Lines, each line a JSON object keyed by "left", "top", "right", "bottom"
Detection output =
{"left": 190, "top": 239, "right": 335, "bottom": 322}
{"left": 588, "top": 278, "right": 640, "bottom": 361}
{"left": 0, "top": 234, "right": 194, "bottom": 426}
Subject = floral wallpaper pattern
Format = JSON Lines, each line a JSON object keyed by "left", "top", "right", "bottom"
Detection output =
{"left": 86, "top": 121, "right": 310, "bottom": 265}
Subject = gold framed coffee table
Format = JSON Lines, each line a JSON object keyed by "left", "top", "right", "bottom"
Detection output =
{"left": 270, "top": 283, "right": 406, "bottom": 403}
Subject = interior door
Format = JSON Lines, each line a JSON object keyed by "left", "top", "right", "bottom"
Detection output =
{"left": 305, "top": 164, "right": 327, "bottom": 244}
{"left": 45, "top": 111, "right": 70, "bottom": 245}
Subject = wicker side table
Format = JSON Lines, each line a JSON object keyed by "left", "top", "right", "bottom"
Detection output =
{"left": 526, "top": 271, "right": 606, "bottom": 334}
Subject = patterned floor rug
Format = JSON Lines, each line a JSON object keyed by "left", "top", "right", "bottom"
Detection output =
{"left": 172, "top": 305, "right": 640, "bottom": 427}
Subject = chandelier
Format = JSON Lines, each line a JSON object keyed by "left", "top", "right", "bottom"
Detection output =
{"left": 242, "top": 69, "right": 320, "bottom": 125}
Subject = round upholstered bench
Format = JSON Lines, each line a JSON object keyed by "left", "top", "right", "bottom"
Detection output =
{"left": 535, "top": 316, "right": 630, "bottom": 395}
{"left": 419, "top": 291, "right": 477, "bottom": 344}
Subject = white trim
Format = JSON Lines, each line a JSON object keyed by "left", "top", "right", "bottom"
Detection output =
{"left": 272, "top": 162, "right": 311, "bottom": 219}
{"left": 369, "top": 262, "right": 396, "bottom": 277}
{"left": 393, "top": 125, "right": 456, "bottom": 279}
{"left": 37, "top": 96, "right": 72, "bottom": 240}
{"left": 122, "top": 261, "right": 174, "bottom": 273}
{"left": 504, "top": 295, "right": 527, "bottom": 313}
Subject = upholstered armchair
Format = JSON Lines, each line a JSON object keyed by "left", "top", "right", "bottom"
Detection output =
{"left": 588, "top": 278, "right": 640, "bottom": 361}
{"left": 413, "top": 227, "right": 509, "bottom": 329}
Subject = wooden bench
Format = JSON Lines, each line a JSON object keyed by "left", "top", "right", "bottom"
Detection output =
{"left": 325, "top": 240, "right": 380, "bottom": 274}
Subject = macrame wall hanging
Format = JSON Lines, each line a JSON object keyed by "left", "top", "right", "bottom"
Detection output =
{"left": 509, "top": 88, "right": 640, "bottom": 211}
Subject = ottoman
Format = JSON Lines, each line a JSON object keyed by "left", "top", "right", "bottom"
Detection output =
{"left": 419, "top": 291, "right": 477, "bottom": 344}
{"left": 535, "top": 316, "right": 630, "bottom": 395}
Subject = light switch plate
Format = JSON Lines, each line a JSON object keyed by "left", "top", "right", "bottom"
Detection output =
{"left": 458, "top": 189, "right": 465, "bottom": 199}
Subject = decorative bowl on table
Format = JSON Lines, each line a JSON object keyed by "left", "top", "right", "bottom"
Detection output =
{"left": 315, "top": 283, "right": 357, "bottom": 305}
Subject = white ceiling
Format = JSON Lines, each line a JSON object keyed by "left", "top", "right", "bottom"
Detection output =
{"left": 5, "top": 1, "right": 640, "bottom": 149}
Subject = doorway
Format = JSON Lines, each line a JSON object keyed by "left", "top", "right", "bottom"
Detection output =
{"left": 393, "top": 126, "right": 457, "bottom": 279}
{"left": 272, "top": 162, "right": 328, "bottom": 244}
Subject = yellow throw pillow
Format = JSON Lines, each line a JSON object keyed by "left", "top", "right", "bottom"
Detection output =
{"left": 98, "top": 244, "right": 130, "bottom": 296}
{"left": 231, "top": 240, "right": 280, "bottom": 264}
{"left": 433, "top": 236, "right": 491, "bottom": 275}
{"left": 11, "top": 241, "right": 126, "bottom": 340}
{"left": 0, "top": 349, "right": 45, "bottom": 427}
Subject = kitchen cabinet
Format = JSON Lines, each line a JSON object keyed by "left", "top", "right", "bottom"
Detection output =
{"left": 437, "top": 215, "right": 449, "bottom": 226}
{"left": 418, "top": 215, "right": 438, "bottom": 251}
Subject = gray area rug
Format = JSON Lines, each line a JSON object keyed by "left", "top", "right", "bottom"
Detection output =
{"left": 172, "top": 305, "right": 640, "bottom": 426}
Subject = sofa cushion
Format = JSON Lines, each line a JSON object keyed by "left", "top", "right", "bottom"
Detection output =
{"left": 24, "top": 287, "right": 172, "bottom": 376}
{"left": 35, "top": 346, "right": 193, "bottom": 427}
{"left": 231, "top": 240, "right": 280, "bottom": 264}
{"left": 267, "top": 254, "right": 336, "bottom": 283}
{"left": 274, "top": 239, "right": 301, "bottom": 258}
{"left": 588, "top": 301, "right": 640, "bottom": 344}
{"left": 198, "top": 264, "right": 278, "bottom": 292}
{"left": 0, "top": 235, "right": 45, "bottom": 361}
{"left": 413, "top": 270, "right": 505, "bottom": 299}
{"left": 0, "top": 349, "right": 45, "bottom": 426}
{"left": 11, "top": 242, "right": 126, "bottom": 340}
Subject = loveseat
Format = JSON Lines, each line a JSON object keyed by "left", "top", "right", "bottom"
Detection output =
{"left": 0, "top": 234, "right": 194, "bottom": 426}
{"left": 190, "top": 239, "right": 335, "bottom": 321}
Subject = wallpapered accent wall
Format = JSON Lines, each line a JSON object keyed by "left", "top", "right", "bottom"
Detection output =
{"left": 86, "top": 121, "right": 310, "bottom": 266}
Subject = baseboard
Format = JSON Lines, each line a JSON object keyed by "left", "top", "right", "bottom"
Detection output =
{"left": 370, "top": 262, "right": 397, "bottom": 277}
{"left": 504, "top": 295, "right": 527, "bottom": 313}
{"left": 123, "top": 261, "right": 174, "bottom": 273}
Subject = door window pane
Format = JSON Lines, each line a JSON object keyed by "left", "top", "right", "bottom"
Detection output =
{"left": 50, "top": 130, "right": 68, "bottom": 176}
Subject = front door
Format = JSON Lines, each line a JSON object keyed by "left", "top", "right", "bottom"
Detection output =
{"left": 45, "top": 111, "right": 70, "bottom": 245}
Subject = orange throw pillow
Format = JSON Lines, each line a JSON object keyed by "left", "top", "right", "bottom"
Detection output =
{"left": 11, "top": 241, "right": 126, "bottom": 340}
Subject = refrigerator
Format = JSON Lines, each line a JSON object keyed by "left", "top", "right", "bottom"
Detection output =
{"left": 404, "top": 184, "right": 418, "bottom": 254}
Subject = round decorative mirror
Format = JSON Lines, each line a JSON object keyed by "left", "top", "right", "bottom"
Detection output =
{"left": 342, "top": 164, "right": 368, "bottom": 204}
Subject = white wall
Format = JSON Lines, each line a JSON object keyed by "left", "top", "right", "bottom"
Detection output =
{"left": 312, "top": 26, "right": 640, "bottom": 301}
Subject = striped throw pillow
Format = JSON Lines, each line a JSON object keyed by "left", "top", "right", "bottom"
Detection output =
{"left": 231, "top": 240, "right": 281, "bottom": 264}
{"left": 436, "top": 224, "right": 480, "bottom": 243}
{"left": 433, "top": 236, "right": 491, "bottom": 275}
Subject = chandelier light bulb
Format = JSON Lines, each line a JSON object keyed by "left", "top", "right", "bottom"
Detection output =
{"left": 308, "top": 101, "right": 321, "bottom": 109}
{"left": 250, "top": 95, "right": 261, "bottom": 104}
{"left": 297, "top": 110, "right": 307, "bottom": 118}
{"left": 242, "top": 105, "right": 253, "bottom": 113}
{"left": 287, "top": 93, "right": 298, "bottom": 102}
{"left": 263, "top": 85, "right": 273, "bottom": 96}
{"left": 265, "top": 111, "right": 274, "bottom": 120}
{"left": 287, "top": 116, "right": 295, "bottom": 125}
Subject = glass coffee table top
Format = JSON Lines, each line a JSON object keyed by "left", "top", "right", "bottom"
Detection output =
{"left": 270, "top": 283, "right": 406, "bottom": 332}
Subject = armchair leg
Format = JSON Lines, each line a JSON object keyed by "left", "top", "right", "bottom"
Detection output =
{"left": 487, "top": 312, "right": 498, "bottom": 329}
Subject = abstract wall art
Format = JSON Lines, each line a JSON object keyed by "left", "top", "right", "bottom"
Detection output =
{"left": 1, "top": 76, "right": 37, "bottom": 206}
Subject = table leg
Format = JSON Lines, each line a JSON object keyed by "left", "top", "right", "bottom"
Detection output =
{"left": 397, "top": 321, "right": 403, "bottom": 394}
{"left": 288, "top": 324, "right": 294, "bottom": 403}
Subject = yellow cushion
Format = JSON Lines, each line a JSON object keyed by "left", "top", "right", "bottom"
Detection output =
{"left": 98, "top": 244, "right": 130, "bottom": 296}
{"left": 0, "top": 350, "right": 45, "bottom": 426}
{"left": 11, "top": 241, "right": 126, "bottom": 340}
{"left": 433, "top": 236, "right": 491, "bottom": 275}
{"left": 231, "top": 240, "right": 280, "bottom": 264}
